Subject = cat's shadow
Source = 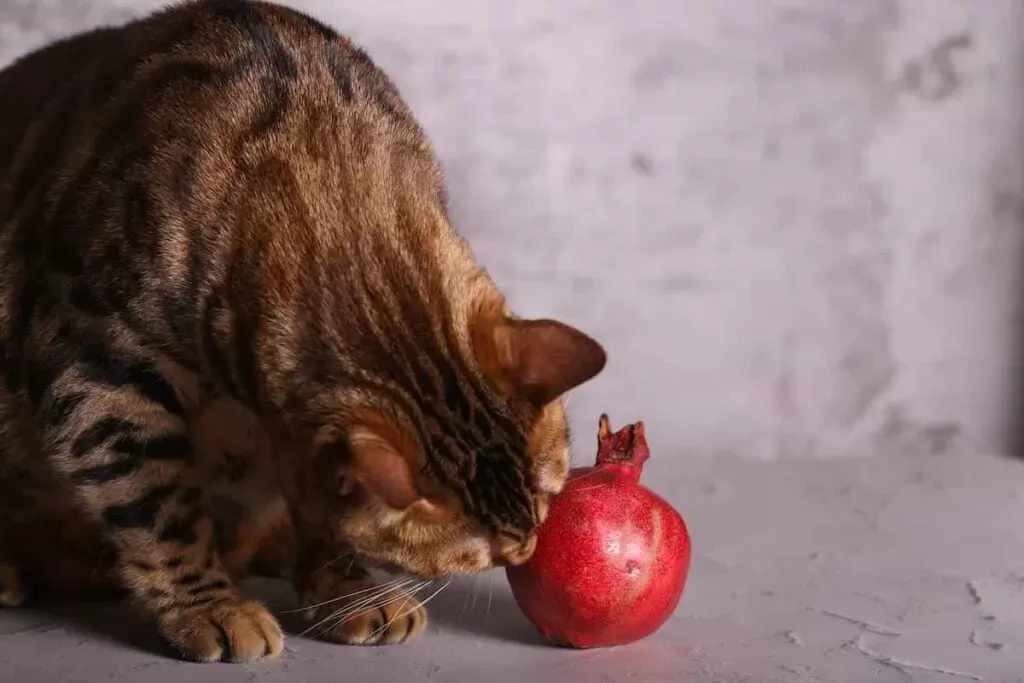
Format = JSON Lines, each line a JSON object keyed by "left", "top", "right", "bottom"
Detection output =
{"left": 264, "top": 575, "right": 549, "bottom": 646}
{"left": 8, "top": 600, "right": 175, "bottom": 658}
{"left": 425, "top": 576, "right": 549, "bottom": 646}
{"left": 7, "top": 575, "right": 548, "bottom": 657}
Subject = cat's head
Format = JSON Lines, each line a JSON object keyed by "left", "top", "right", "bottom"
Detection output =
{"left": 309, "top": 295, "right": 606, "bottom": 580}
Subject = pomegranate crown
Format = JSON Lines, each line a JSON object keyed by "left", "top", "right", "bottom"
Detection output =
{"left": 595, "top": 414, "right": 650, "bottom": 476}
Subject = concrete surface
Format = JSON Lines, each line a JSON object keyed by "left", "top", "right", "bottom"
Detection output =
{"left": 3, "top": 1, "right": 1024, "bottom": 681}
{"left": 3, "top": 449, "right": 1024, "bottom": 682}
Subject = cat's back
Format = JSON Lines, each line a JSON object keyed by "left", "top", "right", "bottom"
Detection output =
{"left": 0, "top": 0, "right": 428, "bottom": 221}
{"left": 0, "top": 1, "right": 452, "bottom": 335}
{"left": 0, "top": 4, "right": 226, "bottom": 187}
{"left": 0, "top": 0, "right": 474, "bottom": 400}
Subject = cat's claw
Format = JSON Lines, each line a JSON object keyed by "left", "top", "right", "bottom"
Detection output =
{"left": 0, "top": 562, "right": 29, "bottom": 607}
{"left": 158, "top": 595, "right": 283, "bottom": 663}
{"left": 302, "top": 580, "right": 428, "bottom": 646}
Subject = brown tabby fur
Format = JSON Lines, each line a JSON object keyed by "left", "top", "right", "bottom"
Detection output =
{"left": 0, "top": 0, "right": 606, "bottom": 663}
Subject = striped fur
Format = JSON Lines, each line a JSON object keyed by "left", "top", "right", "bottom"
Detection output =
{"left": 0, "top": 0, "right": 605, "bottom": 662}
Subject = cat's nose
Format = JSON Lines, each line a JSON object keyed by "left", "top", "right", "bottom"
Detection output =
{"left": 491, "top": 534, "right": 538, "bottom": 567}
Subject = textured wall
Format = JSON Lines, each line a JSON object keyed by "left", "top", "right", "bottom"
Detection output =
{"left": 3, "top": 0, "right": 1022, "bottom": 460}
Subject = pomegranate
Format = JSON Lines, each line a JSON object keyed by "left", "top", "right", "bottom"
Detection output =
{"left": 506, "top": 414, "right": 691, "bottom": 648}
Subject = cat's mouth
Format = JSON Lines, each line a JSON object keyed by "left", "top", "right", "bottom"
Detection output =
{"left": 359, "top": 553, "right": 494, "bottom": 582}
{"left": 352, "top": 535, "right": 508, "bottom": 580}
{"left": 361, "top": 558, "right": 451, "bottom": 582}
{"left": 362, "top": 558, "right": 407, "bottom": 577}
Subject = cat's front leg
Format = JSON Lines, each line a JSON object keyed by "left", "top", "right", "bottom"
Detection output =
{"left": 37, "top": 357, "right": 283, "bottom": 662}
{"left": 292, "top": 529, "right": 428, "bottom": 645}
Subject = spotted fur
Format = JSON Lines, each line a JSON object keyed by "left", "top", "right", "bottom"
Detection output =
{"left": 0, "top": 0, "right": 605, "bottom": 663}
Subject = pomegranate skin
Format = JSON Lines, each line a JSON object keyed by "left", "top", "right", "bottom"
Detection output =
{"left": 506, "top": 416, "right": 691, "bottom": 648}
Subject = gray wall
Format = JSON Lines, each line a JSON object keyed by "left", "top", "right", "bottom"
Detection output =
{"left": 4, "top": 0, "right": 1022, "bottom": 460}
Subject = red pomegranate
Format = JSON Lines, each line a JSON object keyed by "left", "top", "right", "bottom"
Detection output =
{"left": 506, "top": 414, "right": 691, "bottom": 648}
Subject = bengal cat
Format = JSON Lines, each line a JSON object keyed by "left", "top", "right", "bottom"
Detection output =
{"left": 0, "top": 0, "right": 606, "bottom": 663}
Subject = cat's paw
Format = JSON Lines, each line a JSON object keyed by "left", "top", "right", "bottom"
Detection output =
{"left": 302, "top": 580, "right": 428, "bottom": 646}
{"left": 0, "top": 562, "right": 29, "bottom": 607}
{"left": 158, "top": 594, "right": 284, "bottom": 663}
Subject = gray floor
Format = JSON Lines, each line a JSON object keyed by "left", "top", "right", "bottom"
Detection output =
{"left": 4, "top": 448, "right": 1024, "bottom": 682}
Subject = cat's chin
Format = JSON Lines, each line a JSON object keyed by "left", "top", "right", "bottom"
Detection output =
{"left": 360, "top": 558, "right": 446, "bottom": 583}
{"left": 360, "top": 555, "right": 494, "bottom": 582}
{"left": 362, "top": 558, "right": 409, "bottom": 578}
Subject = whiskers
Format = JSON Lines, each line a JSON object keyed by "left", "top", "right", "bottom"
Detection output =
{"left": 281, "top": 577, "right": 412, "bottom": 615}
{"left": 564, "top": 467, "right": 610, "bottom": 493}
{"left": 299, "top": 577, "right": 422, "bottom": 637}
{"left": 312, "top": 550, "right": 356, "bottom": 576}
{"left": 460, "top": 574, "right": 479, "bottom": 617}
{"left": 458, "top": 573, "right": 496, "bottom": 620}
{"left": 294, "top": 576, "right": 450, "bottom": 641}
{"left": 366, "top": 578, "right": 450, "bottom": 642}
{"left": 567, "top": 482, "right": 609, "bottom": 493}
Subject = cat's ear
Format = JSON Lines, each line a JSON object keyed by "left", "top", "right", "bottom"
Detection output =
{"left": 328, "top": 411, "right": 422, "bottom": 510}
{"left": 472, "top": 296, "right": 607, "bottom": 407}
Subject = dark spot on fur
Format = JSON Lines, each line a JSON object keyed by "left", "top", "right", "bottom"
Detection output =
{"left": 69, "top": 283, "right": 112, "bottom": 316}
{"left": 16, "top": 285, "right": 39, "bottom": 341}
{"left": 227, "top": 266, "right": 262, "bottom": 404}
{"left": 76, "top": 359, "right": 184, "bottom": 418}
{"left": 103, "top": 484, "right": 179, "bottom": 528}
{"left": 295, "top": 9, "right": 338, "bottom": 39}
{"left": 2, "top": 365, "right": 18, "bottom": 394}
{"left": 429, "top": 433, "right": 455, "bottom": 462}
{"left": 208, "top": 495, "right": 246, "bottom": 553}
{"left": 441, "top": 369, "right": 470, "bottom": 420}
{"left": 200, "top": 295, "right": 240, "bottom": 398}
{"left": 156, "top": 594, "right": 218, "bottom": 615}
{"left": 204, "top": 534, "right": 217, "bottom": 558}
{"left": 119, "top": 364, "right": 186, "bottom": 416}
{"left": 45, "top": 60, "right": 224, "bottom": 242}
{"left": 248, "top": 77, "right": 290, "bottom": 138}
{"left": 159, "top": 506, "right": 205, "bottom": 544}
{"left": 70, "top": 458, "right": 140, "bottom": 484}
{"left": 208, "top": 0, "right": 297, "bottom": 78}
{"left": 72, "top": 418, "right": 130, "bottom": 458}
{"left": 324, "top": 48, "right": 354, "bottom": 102}
{"left": 111, "top": 432, "right": 193, "bottom": 462}
{"left": 179, "top": 487, "right": 204, "bottom": 506}
{"left": 472, "top": 411, "right": 494, "bottom": 441}
{"left": 189, "top": 579, "right": 231, "bottom": 595}
{"left": 39, "top": 392, "right": 85, "bottom": 426}
{"left": 174, "top": 572, "right": 205, "bottom": 586}
{"left": 128, "top": 560, "right": 158, "bottom": 572}
{"left": 218, "top": 451, "right": 248, "bottom": 483}
{"left": 411, "top": 364, "right": 437, "bottom": 400}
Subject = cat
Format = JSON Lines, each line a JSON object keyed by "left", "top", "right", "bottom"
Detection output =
{"left": 0, "top": 0, "right": 606, "bottom": 663}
